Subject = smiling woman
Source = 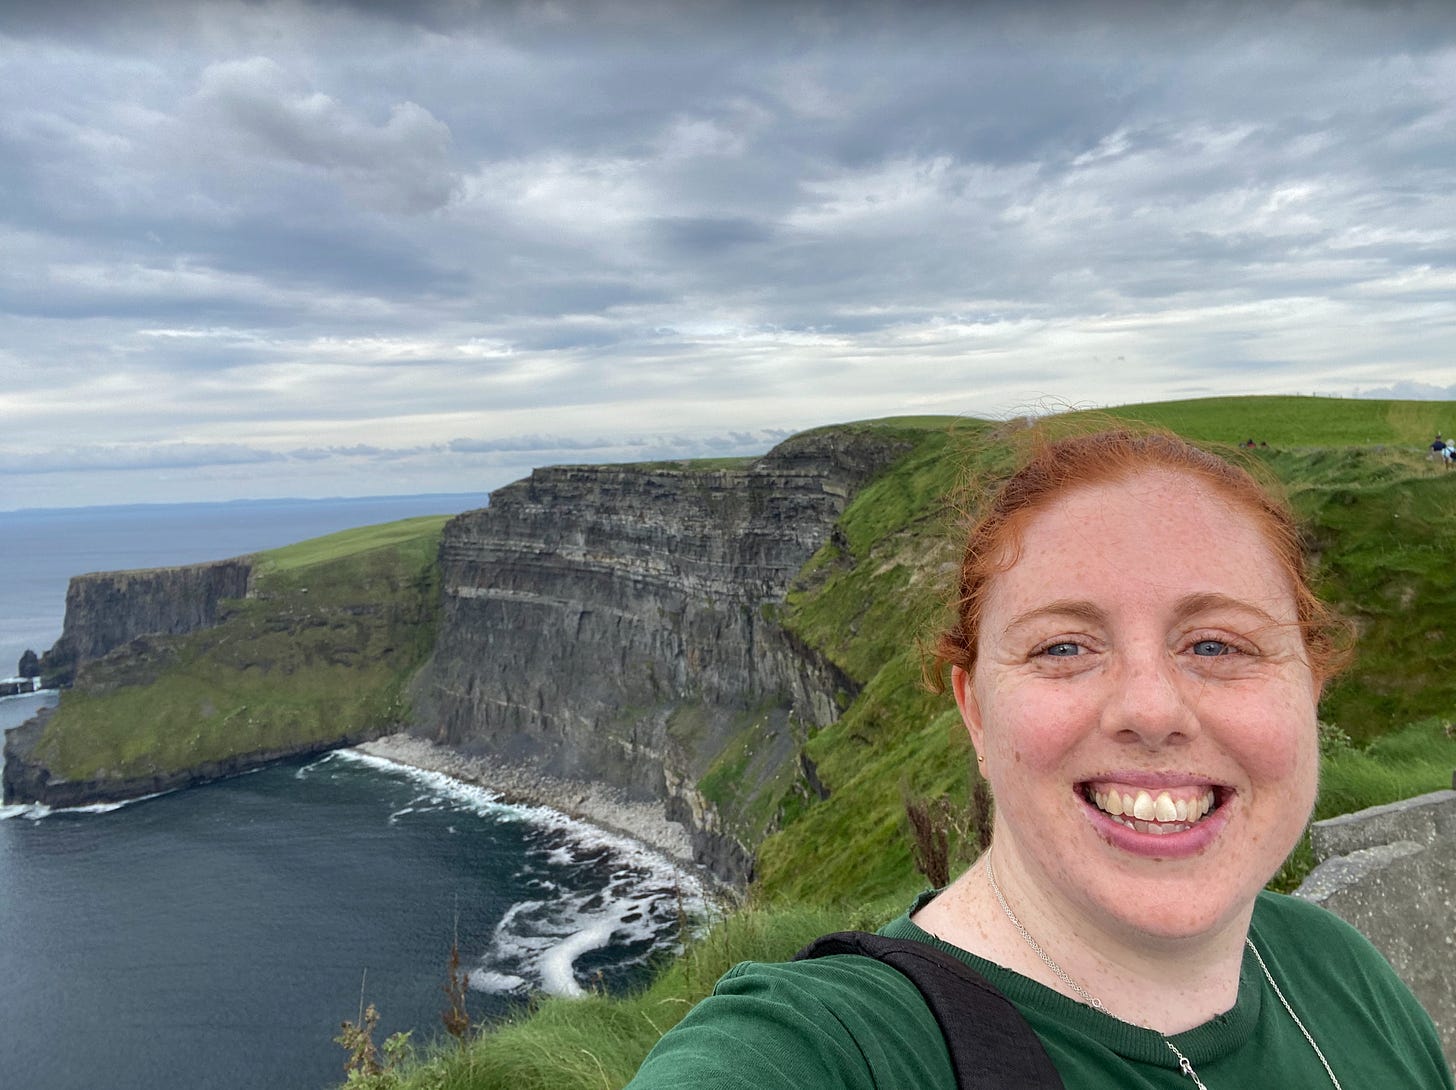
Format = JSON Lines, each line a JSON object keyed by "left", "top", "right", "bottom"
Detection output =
{"left": 624, "top": 426, "right": 1454, "bottom": 1089}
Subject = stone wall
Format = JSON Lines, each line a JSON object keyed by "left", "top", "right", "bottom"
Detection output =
{"left": 1294, "top": 783, "right": 1456, "bottom": 1067}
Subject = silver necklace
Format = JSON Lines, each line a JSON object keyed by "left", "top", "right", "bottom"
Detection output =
{"left": 984, "top": 854, "right": 1342, "bottom": 1090}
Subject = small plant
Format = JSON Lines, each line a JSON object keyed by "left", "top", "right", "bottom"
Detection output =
{"left": 1317, "top": 719, "right": 1355, "bottom": 758}
{"left": 905, "top": 795, "right": 952, "bottom": 888}
{"left": 337, "top": 975, "right": 412, "bottom": 1087}
{"left": 337, "top": 1000, "right": 381, "bottom": 1080}
{"left": 442, "top": 933, "right": 472, "bottom": 1045}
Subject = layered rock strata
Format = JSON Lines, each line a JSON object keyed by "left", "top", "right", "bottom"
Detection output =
{"left": 412, "top": 428, "right": 912, "bottom": 882}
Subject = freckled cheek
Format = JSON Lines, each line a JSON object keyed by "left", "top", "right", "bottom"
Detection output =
{"left": 982, "top": 691, "right": 1097, "bottom": 774}
{"left": 1219, "top": 695, "right": 1320, "bottom": 789}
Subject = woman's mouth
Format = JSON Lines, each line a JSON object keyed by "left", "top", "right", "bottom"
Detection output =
{"left": 1080, "top": 782, "right": 1221, "bottom": 836}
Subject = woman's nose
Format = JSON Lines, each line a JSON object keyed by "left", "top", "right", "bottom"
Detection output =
{"left": 1100, "top": 650, "right": 1200, "bottom": 748}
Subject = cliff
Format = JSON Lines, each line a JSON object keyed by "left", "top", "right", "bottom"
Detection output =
{"left": 37, "top": 559, "right": 254, "bottom": 687}
{"left": 3, "top": 518, "right": 445, "bottom": 807}
{"left": 411, "top": 424, "right": 917, "bottom": 881}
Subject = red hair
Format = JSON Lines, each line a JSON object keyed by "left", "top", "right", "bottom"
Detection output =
{"left": 932, "top": 426, "right": 1352, "bottom": 686}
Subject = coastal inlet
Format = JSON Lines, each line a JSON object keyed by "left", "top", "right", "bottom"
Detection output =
{"left": 0, "top": 710, "right": 711, "bottom": 1090}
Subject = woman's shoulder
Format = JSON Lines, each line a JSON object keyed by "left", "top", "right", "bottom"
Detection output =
{"left": 1249, "top": 889, "right": 1401, "bottom": 981}
{"left": 1250, "top": 891, "right": 1453, "bottom": 1086}
{"left": 1251, "top": 888, "right": 1383, "bottom": 949}
{"left": 624, "top": 953, "right": 955, "bottom": 1089}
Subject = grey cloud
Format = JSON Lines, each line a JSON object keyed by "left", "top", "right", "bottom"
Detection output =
{"left": 4, "top": 1, "right": 1456, "bottom": 508}
{"left": 448, "top": 435, "right": 617, "bottom": 454}
{"left": 648, "top": 216, "right": 776, "bottom": 255}
{"left": 446, "top": 429, "right": 790, "bottom": 458}
{"left": 189, "top": 56, "right": 460, "bottom": 213}
{"left": 1353, "top": 381, "right": 1456, "bottom": 401}
{"left": 1, "top": 443, "right": 287, "bottom": 475}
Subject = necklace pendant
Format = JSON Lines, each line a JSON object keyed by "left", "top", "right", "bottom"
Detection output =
{"left": 1167, "top": 1043, "right": 1209, "bottom": 1090}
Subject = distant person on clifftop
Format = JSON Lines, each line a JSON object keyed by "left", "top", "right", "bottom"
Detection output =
{"left": 625, "top": 427, "right": 1454, "bottom": 1090}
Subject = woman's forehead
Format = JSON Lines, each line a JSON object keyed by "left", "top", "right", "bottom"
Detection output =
{"left": 989, "top": 470, "right": 1297, "bottom": 606}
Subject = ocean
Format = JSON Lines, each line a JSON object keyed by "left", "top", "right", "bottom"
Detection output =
{"left": 0, "top": 497, "right": 706, "bottom": 1090}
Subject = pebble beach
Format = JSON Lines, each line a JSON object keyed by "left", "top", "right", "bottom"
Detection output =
{"left": 352, "top": 732, "right": 722, "bottom": 891}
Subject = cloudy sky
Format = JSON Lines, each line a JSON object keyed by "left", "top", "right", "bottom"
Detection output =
{"left": 2, "top": 0, "right": 1455, "bottom": 509}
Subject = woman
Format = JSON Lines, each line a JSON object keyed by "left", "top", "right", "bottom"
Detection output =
{"left": 626, "top": 428, "right": 1454, "bottom": 1088}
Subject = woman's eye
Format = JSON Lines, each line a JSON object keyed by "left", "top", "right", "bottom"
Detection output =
{"left": 1040, "top": 641, "right": 1082, "bottom": 658}
{"left": 1191, "top": 639, "right": 1235, "bottom": 657}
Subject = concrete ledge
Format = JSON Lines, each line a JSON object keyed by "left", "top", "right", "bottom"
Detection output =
{"left": 1309, "top": 788, "right": 1456, "bottom": 860}
{"left": 1295, "top": 787, "right": 1456, "bottom": 1069}
{"left": 1295, "top": 840, "right": 1426, "bottom": 903}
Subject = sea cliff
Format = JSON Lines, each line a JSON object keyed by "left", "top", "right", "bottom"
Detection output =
{"left": 411, "top": 425, "right": 914, "bottom": 881}
{"left": 2, "top": 427, "right": 915, "bottom": 883}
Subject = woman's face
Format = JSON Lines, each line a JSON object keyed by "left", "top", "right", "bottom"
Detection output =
{"left": 956, "top": 469, "right": 1321, "bottom": 945}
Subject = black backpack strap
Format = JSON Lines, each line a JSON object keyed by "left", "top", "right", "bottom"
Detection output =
{"left": 793, "top": 931, "right": 1065, "bottom": 1090}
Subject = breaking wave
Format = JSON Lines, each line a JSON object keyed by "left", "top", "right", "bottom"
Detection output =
{"left": 315, "top": 749, "right": 711, "bottom": 998}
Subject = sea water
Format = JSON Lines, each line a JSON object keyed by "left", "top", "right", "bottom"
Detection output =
{"left": 0, "top": 499, "right": 706, "bottom": 1090}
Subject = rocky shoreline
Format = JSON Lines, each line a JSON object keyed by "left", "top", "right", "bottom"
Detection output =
{"left": 351, "top": 733, "right": 731, "bottom": 898}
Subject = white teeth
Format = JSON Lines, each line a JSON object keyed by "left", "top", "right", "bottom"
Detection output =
{"left": 1153, "top": 792, "right": 1178, "bottom": 823}
{"left": 1090, "top": 786, "right": 1220, "bottom": 829}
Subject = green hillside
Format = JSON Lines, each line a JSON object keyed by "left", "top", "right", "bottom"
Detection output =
{"left": 345, "top": 397, "right": 1456, "bottom": 1090}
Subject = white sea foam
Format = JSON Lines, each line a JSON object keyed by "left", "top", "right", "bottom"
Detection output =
{"left": 330, "top": 743, "right": 717, "bottom": 996}
{"left": 0, "top": 801, "right": 50, "bottom": 821}
{"left": 469, "top": 969, "right": 527, "bottom": 992}
{"left": 330, "top": 749, "right": 513, "bottom": 816}
{"left": 475, "top": 866, "right": 699, "bottom": 997}
{"left": 538, "top": 918, "right": 619, "bottom": 997}
{"left": 0, "top": 793, "right": 156, "bottom": 821}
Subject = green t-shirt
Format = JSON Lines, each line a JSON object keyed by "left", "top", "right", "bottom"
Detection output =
{"left": 626, "top": 891, "right": 1453, "bottom": 1088}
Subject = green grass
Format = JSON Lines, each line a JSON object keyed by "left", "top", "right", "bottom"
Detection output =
{"left": 1103, "top": 394, "right": 1454, "bottom": 447}
{"left": 615, "top": 457, "right": 758, "bottom": 473}
{"left": 1316, "top": 716, "right": 1456, "bottom": 818}
{"left": 256, "top": 515, "right": 450, "bottom": 574}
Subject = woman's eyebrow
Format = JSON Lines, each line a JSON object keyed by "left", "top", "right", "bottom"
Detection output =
{"left": 1002, "top": 593, "right": 1284, "bottom": 637}
{"left": 1173, "top": 592, "right": 1283, "bottom": 627}
{"left": 1002, "top": 600, "right": 1106, "bottom": 635}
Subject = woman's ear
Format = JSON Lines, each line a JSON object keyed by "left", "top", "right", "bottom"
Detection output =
{"left": 951, "top": 665, "right": 985, "bottom": 763}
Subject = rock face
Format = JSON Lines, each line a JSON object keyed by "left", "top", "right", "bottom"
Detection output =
{"left": 38, "top": 559, "right": 254, "bottom": 686}
{"left": 412, "top": 427, "right": 913, "bottom": 882}
{"left": 1295, "top": 788, "right": 1456, "bottom": 1067}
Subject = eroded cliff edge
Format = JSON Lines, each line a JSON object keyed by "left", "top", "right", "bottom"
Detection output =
{"left": 4, "top": 524, "right": 442, "bottom": 808}
{"left": 410, "top": 426, "right": 915, "bottom": 882}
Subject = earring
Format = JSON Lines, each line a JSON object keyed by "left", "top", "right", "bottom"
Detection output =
{"left": 976, "top": 753, "right": 986, "bottom": 766}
